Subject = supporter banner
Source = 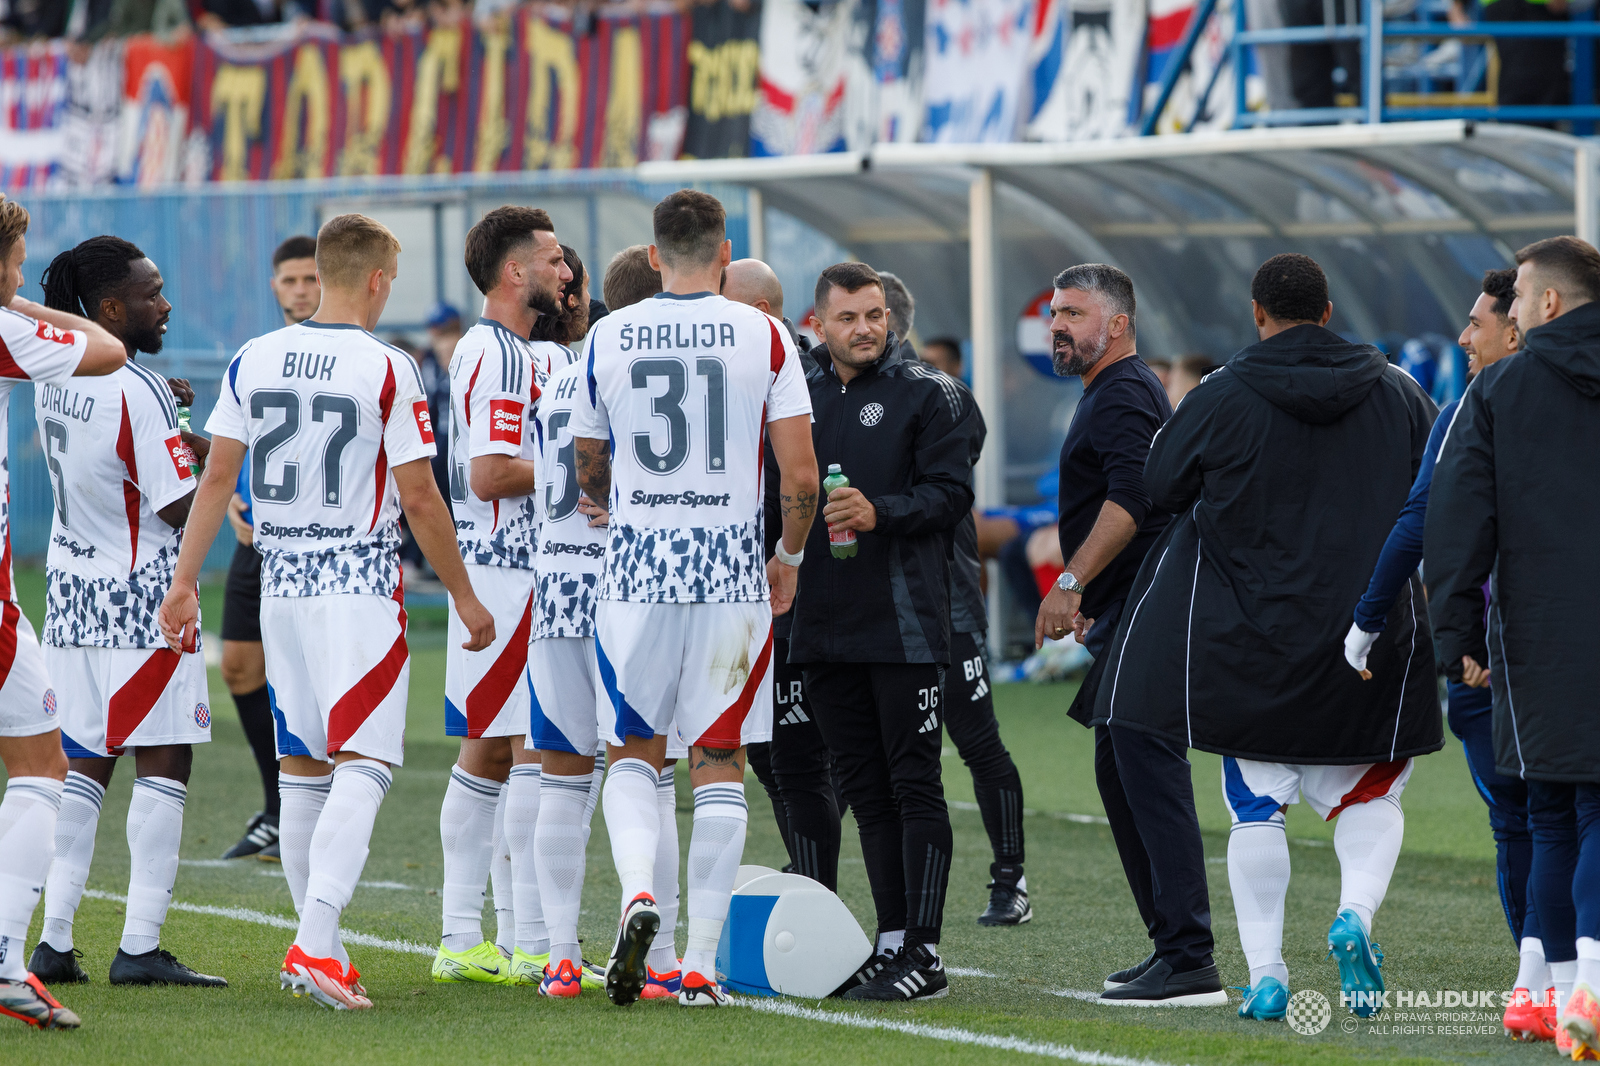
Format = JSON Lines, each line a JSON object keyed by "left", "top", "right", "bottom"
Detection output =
{"left": 119, "top": 35, "right": 197, "bottom": 186}
{"left": 869, "top": 0, "right": 924, "bottom": 143}
{"left": 922, "top": 0, "right": 1032, "bottom": 143}
{"left": 190, "top": 5, "right": 688, "bottom": 182}
{"left": 749, "top": 0, "right": 858, "bottom": 156}
{"left": 0, "top": 43, "right": 71, "bottom": 189}
{"left": 681, "top": 0, "right": 761, "bottom": 159}
{"left": 1024, "top": 0, "right": 1147, "bottom": 141}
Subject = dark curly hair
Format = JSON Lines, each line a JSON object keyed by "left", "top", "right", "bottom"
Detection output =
{"left": 40, "top": 235, "right": 147, "bottom": 319}
{"left": 1481, "top": 267, "right": 1517, "bottom": 319}
{"left": 1250, "top": 253, "right": 1329, "bottom": 324}
{"left": 531, "top": 244, "right": 588, "bottom": 345}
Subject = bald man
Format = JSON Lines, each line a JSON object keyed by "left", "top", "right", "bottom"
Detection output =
{"left": 722, "top": 260, "right": 839, "bottom": 886}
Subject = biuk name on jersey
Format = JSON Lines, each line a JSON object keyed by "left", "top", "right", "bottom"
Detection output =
{"left": 567, "top": 293, "right": 811, "bottom": 604}
{"left": 533, "top": 357, "right": 604, "bottom": 638}
{"left": 38, "top": 361, "right": 196, "bottom": 649}
{"left": 205, "top": 321, "right": 435, "bottom": 598}
{"left": 446, "top": 321, "right": 566, "bottom": 569}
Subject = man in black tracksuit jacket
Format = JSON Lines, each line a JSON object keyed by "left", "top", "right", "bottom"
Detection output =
{"left": 1427, "top": 237, "right": 1600, "bottom": 1025}
{"left": 788, "top": 262, "right": 983, "bottom": 1002}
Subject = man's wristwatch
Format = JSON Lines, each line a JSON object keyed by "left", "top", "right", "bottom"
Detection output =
{"left": 1056, "top": 572, "right": 1086, "bottom": 595}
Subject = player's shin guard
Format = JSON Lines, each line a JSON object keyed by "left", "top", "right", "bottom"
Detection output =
{"left": 1228, "top": 815, "right": 1291, "bottom": 988}
{"left": 122, "top": 777, "right": 186, "bottom": 955}
{"left": 438, "top": 766, "right": 499, "bottom": 952}
{"left": 1334, "top": 793, "right": 1404, "bottom": 933}
{"left": 297, "top": 760, "right": 391, "bottom": 960}
{"left": 42, "top": 771, "right": 103, "bottom": 953}
{"left": 536, "top": 771, "right": 592, "bottom": 969}
{"left": 490, "top": 782, "right": 514, "bottom": 956}
{"left": 603, "top": 759, "right": 661, "bottom": 908}
{"left": 0, "top": 777, "right": 63, "bottom": 981}
{"left": 506, "top": 764, "right": 547, "bottom": 957}
{"left": 650, "top": 765, "right": 681, "bottom": 973}
{"left": 683, "top": 782, "right": 748, "bottom": 981}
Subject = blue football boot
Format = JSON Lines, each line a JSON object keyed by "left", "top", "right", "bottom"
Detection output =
{"left": 1327, "top": 909, "right": 1384, "bottom": 1017}
{"left": 1237, "top": 976, "right": 1288, "bottom": 1020}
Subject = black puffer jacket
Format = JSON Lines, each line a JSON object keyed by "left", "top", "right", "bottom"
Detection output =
{"left": 1427, "top": 300, "right": 1600, "bottom": 783}
{"left": 786, "top": 334, "right": 984, "bottom": 665}
{"left": 1090, "top": 324, "right": 1443, "bottom": 764}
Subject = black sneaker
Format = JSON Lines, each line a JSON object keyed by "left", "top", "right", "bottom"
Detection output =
{"left": 1104, "top": 951, "right": 1157, "bottom": 989}
{"left": 842, "top": 942, "right": 948, "bottom": 1002}
{"left": 829, "top": 949, "right": 895, "bottom": 997}
{"left": 108, "top": 948, "right": 228, "bottom": 987}
{"left": 222, "top": 812, "right": 279, "bottom": 859}
{"left": 27, "top": 942, "right": 89, "bottom": 984}
{"left": 256, "top": 840, "right": 281, "bottom": 863}
{"left": 978, "top": 878, "right": 1032, "bottom": 926}
{"left": 1098, "top": 957, "right": 1226, "bottom": 1006}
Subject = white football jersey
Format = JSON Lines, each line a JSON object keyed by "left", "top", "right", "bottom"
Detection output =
{"left": 38, "top": 360, "right": 196, "bottom": 648}
{"left": 445, "top": 321, "right": 563, "bottom": 569}
{"left": 568, "top": 292, "right": 811, "bottom": 604}
{"left": 0, "top": 307, "right": 88, "bottom": 603}
{"left": 206, "top": 321, "right": 435, "bottom": 598}
{"left": 533, "top": 356, "right": 604, "bottom": 637}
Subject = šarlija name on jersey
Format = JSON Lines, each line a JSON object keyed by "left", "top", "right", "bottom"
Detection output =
{"left": 629, "top": 490, "right": 732, "bottom": 508}
{"left": 257, "top": 520, "right": 359, "bottom": 539}
{"left": 617, "top": 322, "right": 739, "bottom": 350}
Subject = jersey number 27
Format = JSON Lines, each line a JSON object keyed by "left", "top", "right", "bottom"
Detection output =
{"left": 251, "top": 390, "right": 360, "bottom": 505}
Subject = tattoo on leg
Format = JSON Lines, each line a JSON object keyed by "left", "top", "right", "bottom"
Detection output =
{"left": 693, "top": 745, "right": 743, "bottom": 773}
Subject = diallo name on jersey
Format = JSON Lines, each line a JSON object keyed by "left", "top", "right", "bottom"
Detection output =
{"left": 616, "top": 322, "right": 740, "bottom": 351}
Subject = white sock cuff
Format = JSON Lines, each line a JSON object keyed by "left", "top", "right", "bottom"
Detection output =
{"left": 1523, "top": 937, "right": 1546, "bottom": 957}
{"left": 541, "top": 772, "right": 593, "bottom": 799}
{"left": 280, "top": 771, "right": 333, "bottom": 797}
{"left": 692, "top": 782, "right": 747, "bottom": 821}
{"left": 62, "top": 771, "right": 103, "bottom": 810}
{"left": 336, "top": 758, "right": 393, "bottom": 799}
{"left": 608, "top": 758, "right": 660, "bottom": 788}
{"left": 6, "top": 775, "right": 66, "bottom": 813}
{"left": 448, "top": 765, "right": 501, "bottom": 799}
{"left": 508, "top": 764, "right": 541, "bottom": 783}
{"left": 658, "top": 765, "right": 675, "bottom": 790}
{"left": 1579, "top": 938, "right": 1600, "bottom": 961}
{"left": 132, "top": 776, "right": 187, "bottom": 811}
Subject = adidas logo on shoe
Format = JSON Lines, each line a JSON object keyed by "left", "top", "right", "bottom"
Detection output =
{"left": 779, "top": 707, "right": 810, "bottom": 726}
{"left": 917, "top": 712, "right": 939, "bottom": 734}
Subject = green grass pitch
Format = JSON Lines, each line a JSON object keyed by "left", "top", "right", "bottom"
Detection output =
{"left": 0, "top": 569, "right": 1557, "bottom": 1064}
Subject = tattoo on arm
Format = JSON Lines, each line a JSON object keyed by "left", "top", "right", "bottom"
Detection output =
{"left": 780, "top": 487, "right": 817, "bottom": 521}
{"left": 574, "top": 438, "right": 612, "bottom": 504}
{"left": 692, "top": 745, "right": 743, "bottom": 773}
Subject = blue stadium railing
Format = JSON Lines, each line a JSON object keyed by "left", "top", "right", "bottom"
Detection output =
{"left": 1142, "top": 0, "right": 1600, "bottom": 134}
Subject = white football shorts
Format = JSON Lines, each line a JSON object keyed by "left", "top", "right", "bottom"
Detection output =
{"left": 594, "top": 600, "right": 774, "bottom": 750}
{"left": 0, "top": 606, "right": 63, "bottom": 739}
{"left": 446, "top": 564, "right": 535, "bottom": 739}
{"left": 262, "top": 592, "right": 410, "bottom": 766}
{"left": 1222, "top": 756, "right": 1414, "bottom": 824}
{"left": 526, "top": 636, "right": 602, "bottom": 757}
{"left": 47, "top": 644, "right": 210, "bottom": 757}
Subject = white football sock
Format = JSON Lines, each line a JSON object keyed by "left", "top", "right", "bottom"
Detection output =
{"left": 537, "top": 771, "right": 592, "bottom": 969}
{"left": 122, "top": 777, "right": 186, "bottom": 955}
{"left": 505, "top": 764, "right": 547, "bottom": 957}
{"left": 585, "top": 752, "right": 605, "bottom": 824}
{"left": 0, "top": 777, "right": 63, "bottom": 981}
{"left": 438, "top": 766, "right": 499, "bottom": 952}
{"left": 490, "top": 781, "right": 513, "bottom": 955}
{"left": 683, "top": 781, "right": 747, "bottom": 981}
{"left": 1515, "top": 936, "right": 1550, "bottom": 992}
{"left": 875, "top": 929, "right": 905, "bottom": 956}
{"left": 43, "top": 771, "right": 103, "bottom": 952}
{"left": 1577, "top": 938, "right": 1600, "bottom": 992}
{"left": 648, "top": 764, "right": 680, "bottom": 974}
{"left": 603, "top": 759, "right": 660, "bottom": 910}
{"left": 1334, "top": 793, "right": 1404, "bottom": 934}
{"left": 1554, "top": 959, "right": 1578, "bottom": 1018}
{"left": 1228, "top": 817, "right": 1291, "bottom": 987}
{"left": 297, "top": 759, "right": 391, "bottom": 960}
{"left": 278, "top": 770, "right": 347, "bottom": 967}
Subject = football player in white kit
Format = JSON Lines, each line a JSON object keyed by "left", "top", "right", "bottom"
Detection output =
{"left": 25, "top": 237, "right": 226, "bottom": 990}
{"left": 0, "top": 196, "right": 127, "bottom": 1031}
{"left": 432, "top": 206, "right": 572, "bottom": 986}
{"left": 569, "top": 189, "right": 820, "bottom": 1007}
{"left": 160, "top": 214, "right": 495, "bottom": 1011}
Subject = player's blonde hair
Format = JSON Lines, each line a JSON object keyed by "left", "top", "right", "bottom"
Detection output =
{"left": 315, "top": 213, "right": 401, "bottom": 292}
{"left": 0, "top": 194, "right": 29, "bottom": 262}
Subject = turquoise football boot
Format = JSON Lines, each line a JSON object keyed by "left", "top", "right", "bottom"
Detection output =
{"left": 1237, "top": 976, "right": 1288, "bottom": 1020}
{"left": 1327, "top": 909, "right": 1384, "bottom": 1017}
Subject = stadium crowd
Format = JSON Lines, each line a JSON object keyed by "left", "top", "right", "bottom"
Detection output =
{"left": 0, "top": 186, "right": 1596, "bottom": 1058}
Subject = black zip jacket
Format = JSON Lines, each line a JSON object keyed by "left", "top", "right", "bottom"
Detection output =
{"left": 1427, "top": 300, "right": 1600, "bottom": 783}
{"left": 786, "top": 333, "right": 984, "bottom": 665}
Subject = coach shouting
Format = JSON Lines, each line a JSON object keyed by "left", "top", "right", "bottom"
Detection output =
{"left": 1031, "top": 265, "right": 1186, "bottom": 1000}
{"left": 789, "top": 262, "right": 983, "bottom": 1002}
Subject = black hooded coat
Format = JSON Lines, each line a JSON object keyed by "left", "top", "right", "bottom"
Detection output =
{"left": 1089, "top": 324, "right": 1444, "bottom": 763}
{"left": 1426, "top": 300, "right": 1600, "bottom": 783}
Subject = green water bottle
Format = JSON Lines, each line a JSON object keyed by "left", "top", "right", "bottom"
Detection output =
{"left": 177, "top": 406, "right": 200, "bottom": 477}
{"left": 823, "top": 463, "right": 857, "bottom": 559}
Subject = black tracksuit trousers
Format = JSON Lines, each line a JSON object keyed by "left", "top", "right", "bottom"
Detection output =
{"left": 944, "top": 630, "right": 1025, "bottom": 874}
{"left": 803, "top": 661, "right": 953, "bottom": 945}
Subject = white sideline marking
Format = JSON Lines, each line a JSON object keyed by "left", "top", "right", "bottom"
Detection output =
{"left": 1053, "top": 988, "right": 1114, "bottom": 1003}
{"left": 947, "top": 967, "right": 1000, "bottom": 978}
{"left": 178, "top": 859, "right": 238, "bottom": 868}
{"left": 736, "top": 998, "right": 1188, "bottom": 1066}
{"left": 82, "top": 889, "right": 435, "bottom": 957}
